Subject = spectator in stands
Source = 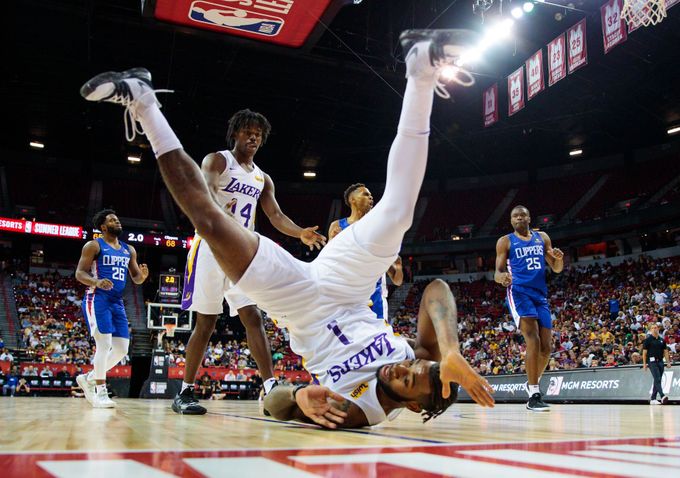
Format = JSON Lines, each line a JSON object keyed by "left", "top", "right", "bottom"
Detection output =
{"left": 2, "top": 366, "right": 19, "bottom": 396}
{"left": 15, "top": 377, "right": 31, "bottom": 396}
{"left": 235, "top": 370, "right": 248, "bottom": 382}
{"left": 0, "top": 336, "right": 4, "bottom": 349}
{"left": 224, "top": 370, "right": 236, "bottom": 381}
{"left": 56, "top": 366, "right": 71, "bottom": 380}
{"left": 40, "top": 367, "right": 53, "bottom": 378}
{"left": 0, "top": 348, "right": 14, "bottom": 362}
{"left": 197, "top": 373, "right": 214, "bottom": 400}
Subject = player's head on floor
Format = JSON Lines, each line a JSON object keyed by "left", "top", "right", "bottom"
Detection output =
{"left": 343, "top": 183, "right": 373, "bottom": 212}
{"left": 92, "top": 209, "right": 122, "bottom": 237}
{"left": 376, "top": 358, "right": 458, "bottom": 422}
{"left": 226, "top": 108, "right": 272, "bottom": 153}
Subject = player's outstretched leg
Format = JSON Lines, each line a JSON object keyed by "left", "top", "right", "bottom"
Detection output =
{"left": 81, "top": 69, "right": 258, "bottom": 284}
{"left": 352, "top": 29, "right": 478, "bottom": 257}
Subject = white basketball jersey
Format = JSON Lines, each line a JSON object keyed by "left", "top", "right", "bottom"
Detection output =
{"left": 213, "top": 149, "right": 265, "bottom": 231}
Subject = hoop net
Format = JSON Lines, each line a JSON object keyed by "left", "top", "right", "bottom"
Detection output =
{"left": 163, "top": 323, "right": 177, "bottom": 338}
{"left": 622, "top": 0, "right": 667, "bottom": 28}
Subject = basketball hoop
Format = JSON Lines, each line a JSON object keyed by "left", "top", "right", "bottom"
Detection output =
{"left": 622, "top": 0, "right": 667, "bottom": 29}
{"left": 163, "top": 323, "right": 176, "bottom": 338}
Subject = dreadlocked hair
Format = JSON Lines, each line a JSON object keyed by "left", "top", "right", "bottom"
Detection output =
{"left": 92, "top": 209, "right": 116, "bottom": 230}
{"left": 225, "top": 109, "right": 272, "bottom": 148}
{"left": 420, "top": 362, "right": 459, "bottom": 423}
{"left": 343, "top": 183, "right": 365, "bottom": 207}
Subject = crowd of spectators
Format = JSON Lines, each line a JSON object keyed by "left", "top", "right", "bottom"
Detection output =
{"left": 392, "top": 256, "right": 680, "bottom": 376}
{"left": 12, "top": 271, "right": 97, "bottom": 365}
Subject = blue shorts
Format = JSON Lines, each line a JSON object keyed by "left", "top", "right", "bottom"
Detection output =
{"left": 82, "top": 292, "right": 129, "bottom": 338}
{"left": 506, "top": 285, "right": 552, "bottom": 329}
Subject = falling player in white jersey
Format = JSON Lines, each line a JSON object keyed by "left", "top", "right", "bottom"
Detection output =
{"left": 80, "top": 28, "right": 494, "bottom": 428}
{"left": 174, "top": 109, "right": 326, "bottom": 414}
{"left": 328, "top": 183, "right": 403, "bottom": 323}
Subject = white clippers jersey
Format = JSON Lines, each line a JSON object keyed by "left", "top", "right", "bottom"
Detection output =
{"left": 213, "top": 149, "right": 265, "bottom": 231}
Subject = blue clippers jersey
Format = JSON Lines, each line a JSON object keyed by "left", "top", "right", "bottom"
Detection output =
{"left": 91, "top": 237, "right": 131, "bottom": 297}
{"left": 338, "top": 218, "right": 386, "bottom": 318}
{"left": 507, "top": 231, "right": 547, "bottom": 295}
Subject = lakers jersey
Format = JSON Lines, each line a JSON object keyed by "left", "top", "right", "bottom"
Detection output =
{"left": 214, "top": 149, "right": 265, "bottom": 231}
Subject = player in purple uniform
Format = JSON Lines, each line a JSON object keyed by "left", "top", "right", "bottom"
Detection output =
{"left": 76, "top": 209, "right": 149, "bottom": 408}
{"left": 495, "top": 205, "right": 563, "bottom": 411}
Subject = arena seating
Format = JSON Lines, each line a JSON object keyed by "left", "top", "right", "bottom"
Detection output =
{"left": 392, "top": 256, "right": 680, "bottom": 375}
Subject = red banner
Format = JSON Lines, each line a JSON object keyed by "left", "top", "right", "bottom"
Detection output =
{"left": 507, "top": 67, "right": 525, "bottom": 116}
{"left": 548, "top": 33, "right": 566, "bottom": 86}
{"left": 483, "top": 83, "right": 499, "bottom": 127}
{"left": 567, "top": 19, "right": 588, "bottom": 73}
{"left": 0, "top": 216, "right": 82, "bottom": 240}
{"left": 601, "top": 0, "right": 628, "bottom": 53}
{"left": 151, "top": 0, "right": 349, "bottom": 48}
{"left": 525, "top": 50, "right": 545, "bottom": 100}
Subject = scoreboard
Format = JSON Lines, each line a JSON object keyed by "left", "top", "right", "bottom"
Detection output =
{"left": 159, "top": 273, "right": 182, "bottom": 299}
{"left": 88, "top": 230, "right": 194, "bottom": 250}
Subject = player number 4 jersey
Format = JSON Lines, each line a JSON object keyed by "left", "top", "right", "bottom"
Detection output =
{"left": 213, "top": 149, "right": 265, "bottom": 231}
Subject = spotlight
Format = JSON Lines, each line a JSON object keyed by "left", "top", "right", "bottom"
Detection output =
{"left": 569, "top": 149, "right": 583, "bottom": 157}
{"left": 511, "top": 6, "right": 524, "bottom": 18}
{"left": 523, "top": 1, "right": 534, "bottom": 12}
{"left": 668, "top": 126, "right": 680, "bottom": 135}
{"left": 127, "top": 155, "right": 141, "bottom": 164}
{"left": 457, "top": 48, "right": 482, "bottom": 67}
{"left": 303, "top": 171, "right": 316, "bottom": 178}
{"left": 440, "top": 65, "right": 460, "bottom": 80}
{"left": 29, "top": 141, "right": 44, "bottom": 149}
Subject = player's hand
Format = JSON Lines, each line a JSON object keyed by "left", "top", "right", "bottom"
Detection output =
{"left": 666, "top": 362, "right": 672, "bottom": 368}
{"left": 498, "top": 272, "right": 512, "bottom": 287}
{"left": 548, "top": 248, "right": 564, "bottom": 261}
{"left": 295, "top": 385, "right": 348, "bottom": 429}
{"left": 96, "top": 278, "right": 114, "bottom": 290}
{"left": 300, "top": 226, "right": 327, "bottom": 251}
{"left": 440, "top": 350, "right": 495, "bottom": 408}
{"left": 139, "top": 264, "right": 149, "bottom": 281}
{"left": 642, "top": 364, "right": 647, "bottom": 370}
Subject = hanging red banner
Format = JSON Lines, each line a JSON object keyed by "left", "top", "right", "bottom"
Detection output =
{"left": 601, "top": 0, "right": 628, "bottom": 53}
{"left": 525, "top": 49, "right": 545, "bottom": 100}
{"left": 548, "top": 33, "right": 566, "bottom": 86}
{"left": 483, "top": 83, "right": 499, "bottom": 127}
{"left": 567, "top": 19, "right": 588, "bottom": 73}
{"left": 507, "top": 67, "right": 525, "bottom": 116}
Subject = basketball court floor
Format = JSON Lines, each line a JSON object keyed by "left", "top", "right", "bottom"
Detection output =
{"left": 1, "top": 397, "right": 678, "bottom": 477}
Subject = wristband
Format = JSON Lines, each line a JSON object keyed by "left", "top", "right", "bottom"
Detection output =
{"left": 292, "top": 384, "right": 308, "bottom": 400}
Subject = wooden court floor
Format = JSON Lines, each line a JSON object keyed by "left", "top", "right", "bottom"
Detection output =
{"left": 1, "top": 397, "right": 678, "bottom": 477}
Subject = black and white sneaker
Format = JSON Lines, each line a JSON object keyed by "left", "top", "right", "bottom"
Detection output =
{"left": 172, "top": 387, "right": 207, "bottom": 415}
{"left": 80, "top": 67, "right": 170, "bottom": 141}
{"left": 527, "top": 393, "right": 550, "bottom": 412}
{"left": 399, "top": 29, "right": 479, "bottom": 97}
{"left": 661, "top": 396, "right": 669, "bottom": 405}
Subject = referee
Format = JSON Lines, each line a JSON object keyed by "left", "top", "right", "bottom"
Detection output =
{"left": 642, "top": 323, "right": 671, "bottom": 405}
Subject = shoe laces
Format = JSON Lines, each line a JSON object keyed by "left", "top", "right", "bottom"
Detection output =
{"left": 107, "top": 83, "right": 173, "bottom": 142}
{"left": 434, "top": 63, "right": 475, "bottom": 99}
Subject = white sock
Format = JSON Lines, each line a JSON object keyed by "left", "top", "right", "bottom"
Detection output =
{"left": 136, "top": 104, "right": 183, "bottom": 158}
{"left": 263, "top": 377, "right": 277, "bottom": 395}
{"left": 528, "top": 385, "right": 540, "bottom": 396}
{"left": 181, "top": 381, "right": 194, "bottom": 393}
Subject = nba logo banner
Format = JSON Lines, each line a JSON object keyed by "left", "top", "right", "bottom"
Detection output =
{"left": 601, "top": 0, "right": 628, "bottom": 53}
{"left": 548, "top": 33, "right": 566, "bottom": 86}
{"left": 149, "top": 0, "right": 352, "bottom": 48}
{"left": 567, "top": 19, "right": 588, "bottom": 73}
{"left": 483, "top": 83, "right": 498, "bottom": 127}
{"left": 525, "top": 50, "right": 544, "bottom": 101}
{"left": 507, "top": 67, "right": 525, "bottom": 116}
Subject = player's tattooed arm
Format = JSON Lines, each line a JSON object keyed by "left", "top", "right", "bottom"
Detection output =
{"left": 413, "top": 279, "right": 459, "bottom": 362}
